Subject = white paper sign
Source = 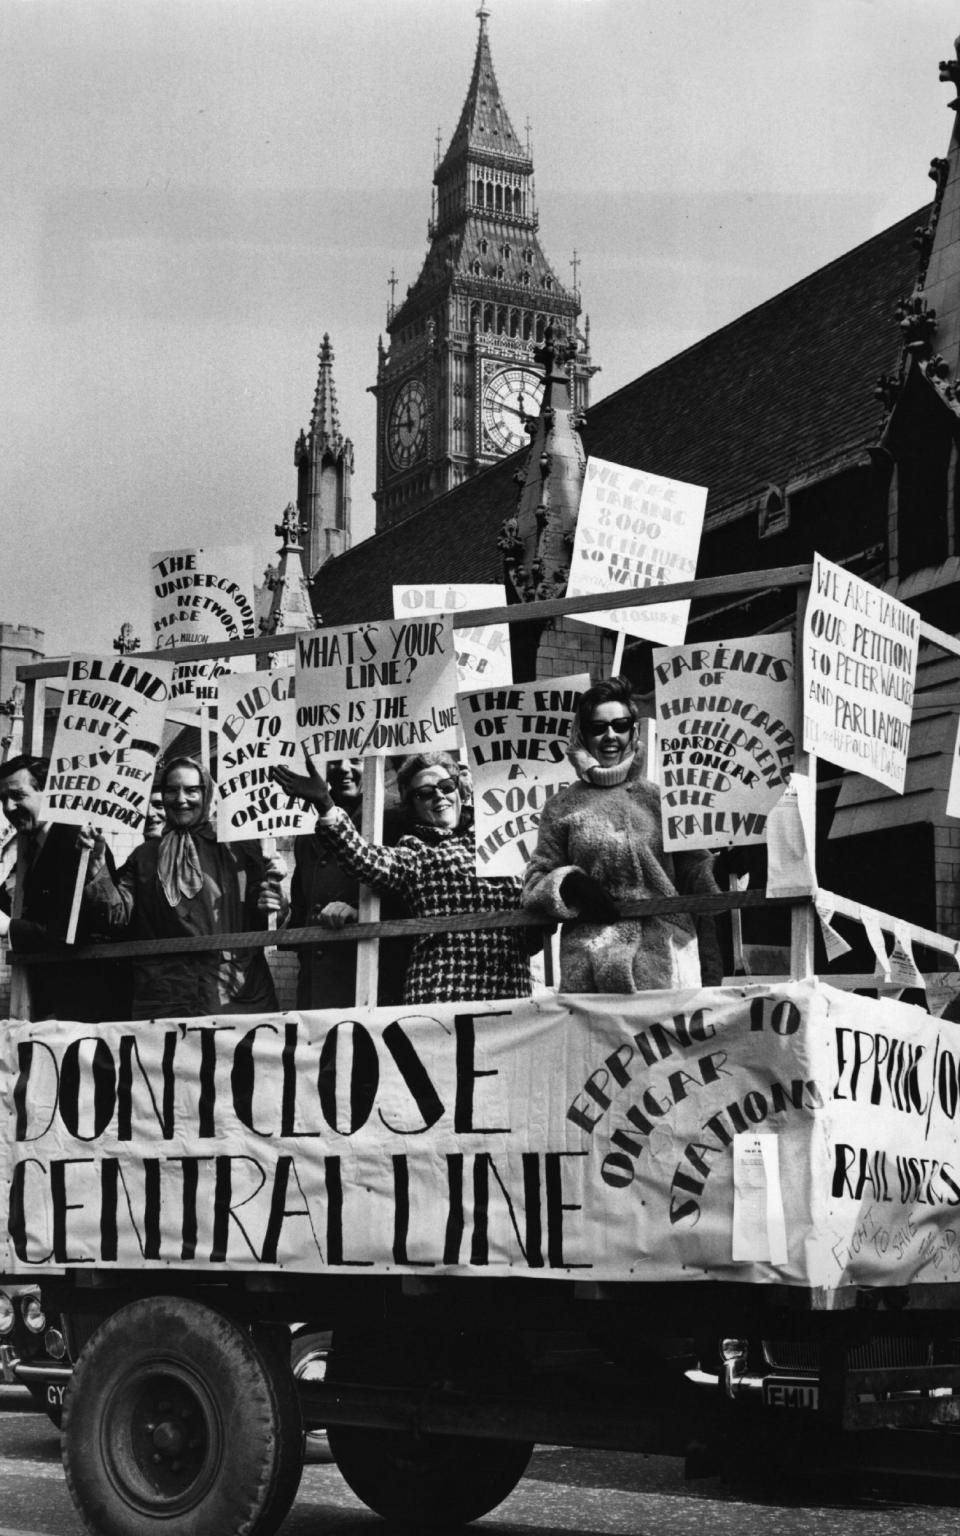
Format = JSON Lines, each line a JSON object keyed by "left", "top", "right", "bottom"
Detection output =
{"left": 566, "top": 457, "right": 707, "bottom": 643}
{"left": 151, "top": 546, "right": 257, "bottom": 704}
{"left": 732, "top": 1134, "right": 788, "bottom": 1265}
{"left": 393, "top": 584, "right": 513, "bottom": 689}
{"left": 216, "top": 670, "right": 311, "bottom": 842}
{"left": 295, "top": 617, "right": 459, "bottom": 759}
{"left": 654, "top": 634, "right": 796, "bottom": 850}
{"left": 802, "top": 553, "right": 918, "bottom": 793}
{"left": 40, "top": 654, "right": 173, "bottom": 836}
{"left": 458, "top": 674, "right": 589, "bottom": 875}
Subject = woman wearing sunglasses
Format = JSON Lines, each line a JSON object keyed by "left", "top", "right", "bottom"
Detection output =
{"left": 272, "top": 751, "right": 532, "bottom": 1004}
{"left": 522, "top": 676, "right": 721, "bottom": 993}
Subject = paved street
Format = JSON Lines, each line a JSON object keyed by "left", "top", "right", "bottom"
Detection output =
{"left": 4, "top": 1384, "right": 960, "bottom": 1536}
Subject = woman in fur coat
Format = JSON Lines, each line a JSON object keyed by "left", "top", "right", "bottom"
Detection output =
{"left": 522, "top": 677, "right": 721, "bottom": 993}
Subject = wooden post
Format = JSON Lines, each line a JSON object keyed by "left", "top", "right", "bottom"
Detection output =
{"left": 65, "top": 846, "right": 92, "bottom": 945}
{"left": 9, "top": 672, "right": 43, "bottom": 1018}
{"left": 611, "top": 632, "right": 625, "bottom": 675}
{"left": 355, "top": 757, "right": 385, "bottom": 1008}
{"left": 790, "top": 584, "right": 817, "bottom": 979}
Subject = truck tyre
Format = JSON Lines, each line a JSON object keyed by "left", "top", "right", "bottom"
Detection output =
{"left": 62, "top": 1296, "right": 298, "bottom": 1536}
{"left": 327, "top": 1423, "right": 532, "bottom": 1527}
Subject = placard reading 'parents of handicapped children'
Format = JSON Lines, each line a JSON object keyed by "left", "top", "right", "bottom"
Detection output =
{"left": 216, "top": 669, "right": 312, "bottom": 842}
{"left": 39, "top": 654, "right": 174, "bottom": 837}
{"left": 802, "top": 553, "right": 919, "bottom": 794}
{"left": 653, "top": 634, "right": 796, "bottom": 851}
{"left": 295, "top": 616, "right": 459, "bottom": 759}
{"left": 458, "top": 674, "right": 589, "bottom": 875}
{"left": 151, "top": 546, "right": 257, "bottom": 704}
{"left": 393, "top": 584, "right": 513, "bottom": 689}
{"left": 6, "top": 982, "right": 960, "bottom": 1294}
{"left": 566, "top": 457, "right": 707, "bottom": 644}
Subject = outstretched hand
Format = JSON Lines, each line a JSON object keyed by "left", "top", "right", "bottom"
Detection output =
{"left": 271, "top": 749, "right": 335, "bottom": 814}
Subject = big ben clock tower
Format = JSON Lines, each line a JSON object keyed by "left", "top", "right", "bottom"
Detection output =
{"left": 373, "top": 6, "right": 597, "bottom": 532}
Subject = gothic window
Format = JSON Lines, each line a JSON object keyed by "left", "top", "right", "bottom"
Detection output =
{"left": 475, "top": 177, "right": 483, "bottom": 204}
{"left": 523, "top": 248, "right": 534, "bottom": 265}
{"left": 542, "top": 276, "right": 553, "bottom": 291}
{"left": 497, "top": 306, "right": 507, "bottom": 334}
{"left": 484, "top": 304, "right": 494, "bottom": 332}
{"left": 510, "top": 309, "right": 520, "bottom": 337}
{"left": 479, "top": 238, "right": 488, "bottom": 255}
{"left": 502, "top": 244, "right": 511, "bottom": 260}
{"left": 472, "top": 260, "right": 482, "bottom": 277}
{"left": 470, "top": 302, "right": 480, "bottom": 328}
{"left": 496, "top": 264, "right": 504, "bottom": 280}
{"left": 486, "top": 183, "right": 494, "bottom": 209}
{"left": 523, "top": 312, "right": 533, "bottom": 340}
{"left": 758, "top": 485, "right": 789, "bottom": 540}
{"left": 520, "top": 271, "right": 530, "bottom": 288}
{"left": 495, "top": 184, "right": 503, "bottom": 211}
{"left": 535, "top": 314, "right": 545, "bottom": 342}
{"left": 514, "top": 189, "right": 523, "bottom": 215}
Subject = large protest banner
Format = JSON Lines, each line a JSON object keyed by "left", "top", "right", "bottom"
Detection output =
{"left": 393, "top": 584, "right": 513, "bottom": 689}
{"left": 216, "top": 669, "right": 312, "bottom": 841}
{"left": 802, "top": 553, "right": 919, "bottom": 793}
{"left": 295, "top": 617, "right": 459, "bottom": 759}
{"left": 4, "top": 982, "right": 960, "bottom": 1292}
{"left": 566, "top": 457, "right": 707, "bottom": 644}
{"left": 653, "top": 634, "right": 796, "bottom": 850}
{"left": 151, "top": 546, "right": 257, "bottom": 704}
{"left": 458, "top": 674, "right": 589, "bottom": 874}
{"left": 40, "top": 654, "right": 173, "bottom": 836}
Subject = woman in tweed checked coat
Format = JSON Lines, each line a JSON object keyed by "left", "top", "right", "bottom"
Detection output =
{"left": 272, "top": 752, "right": 532, "bottom": 1005}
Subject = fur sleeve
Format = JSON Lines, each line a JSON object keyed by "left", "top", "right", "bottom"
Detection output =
{"left": 521, "top": 792, "right": 582, "bottom": 920}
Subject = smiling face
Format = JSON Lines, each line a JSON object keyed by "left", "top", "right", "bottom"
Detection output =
{"left": 327, "top": 759, "right": 362, "bottom": 810}
{"left": 0, "top": 768, "right": 44, "bottom": 833}
{"left": 584, "top": 701, "right": 636, "bottom": 768}
{"left": 161, "top": 764, "right": 206, "bottom": 829}
{"left": 407, "top": 765, "right": 462, "bottom": 829}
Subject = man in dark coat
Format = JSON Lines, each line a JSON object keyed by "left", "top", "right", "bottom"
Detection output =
{"left": 0, "top": 754, "right": 123, "bottom": 1021}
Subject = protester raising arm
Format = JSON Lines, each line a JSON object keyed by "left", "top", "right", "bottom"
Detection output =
{"left": 272, "top": 752, "right": 531, "bottom": 1005}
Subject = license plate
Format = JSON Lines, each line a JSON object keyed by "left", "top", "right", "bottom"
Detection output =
{"left": 763, "top": 1376, "right": 819, "bottom": 1409}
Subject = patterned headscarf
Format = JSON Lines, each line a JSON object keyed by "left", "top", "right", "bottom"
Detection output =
{"left": 156, "top": 756, "right": 216, "bottom": 907}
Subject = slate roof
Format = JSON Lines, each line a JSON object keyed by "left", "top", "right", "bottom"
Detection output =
{"left": 313, "top": 207, "right": 925, "bottom": 627}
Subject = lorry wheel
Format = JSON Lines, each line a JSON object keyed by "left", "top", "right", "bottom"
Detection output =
{"left": 27, "top": 1379, "right": 65, "bottom": 1430}
{"left": 326, "top": 1424, "right": 533, "bottom": 1527}
{"left": 62, "top": 1296, "right": 297, "bottom": 1536}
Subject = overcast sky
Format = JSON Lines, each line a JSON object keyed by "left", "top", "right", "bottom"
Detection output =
{"left": 2, "top": 0, "right": 958, "bottom": 664}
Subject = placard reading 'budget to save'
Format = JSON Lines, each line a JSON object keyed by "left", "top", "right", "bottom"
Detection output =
{"left": 216, "top": 668, "right": 312, "bottom": 841}
{"left": 295, "top": 617, "right": 459, "bottom": 759}
{"left": 654, "top": 634, "right": 796, "bottom": 850}
{"left": 567, "top": 457, "right": 707, "bottom": 643}
{"left": 458, "top": 674, "right": 589, "bottom": 874}
{"left": 802, "top": 554, "right": 918, "bottom": 793}
{"left": 40, "top": 654, "right": 173, "bottom": 836}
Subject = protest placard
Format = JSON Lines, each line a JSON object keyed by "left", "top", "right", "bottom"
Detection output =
{"left": 458, "top": 674, "right": 589, "bottom": 874}
{"left": 295, "top": 616, "right": 459, "bottom": 759}
{"left": 151, "top": 546, "right": 256, "bottom": 704}
{"left": 216, "top": 669, "right": 312, "bottom": 841}
{"left": 40, "top": 654, "right": 174, "bottom": 838}
{"left": 946, "top": 716, "right": 960, "bottom": 819}
{"left": 393, "top": 584, "right": 513, "bottom": 688}
{"left": 566, "top": 457, "right": 707, "bottom": 644}
{"left": 802, "top": 553, "right": 918, "bottom": 793}
{"left": 6, "top": 981, "right": 960, "bottom": 1293}
{"left": 654, "top": 634, "right": 796, "bottom": 850}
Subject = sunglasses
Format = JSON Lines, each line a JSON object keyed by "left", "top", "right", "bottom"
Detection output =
{"left": 410, "top": 777, "right": 459, "bottom": 803}
{"left": 586, "top": 717, "right": 634, "bottom": 736}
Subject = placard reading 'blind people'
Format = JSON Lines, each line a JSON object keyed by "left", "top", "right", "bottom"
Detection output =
{"left": 151, "top": 546, "right": 257, "bottom": 704}
{"left": 40, "top": 654, "right": 173, "bottom": 837}
{"left": 567, "top": 457, "right": 707, "bottom": 644}
{"left": 654, "top": 634, "right": 796, "bottom": 850}
{"left": 393, "top": 584, "right": 513, "bottom": 688}
{"left": 6, "top": 982, "right": 960, "bottom": 1293}
{"left": 296, "top": 616, "right": 459, "bottom": 759}
{"left": 458, "top": 674, "right": 589, "bottom": 875}
{"left": 802, "top": 554, "right": 919, "bottom": 793}
{"left": 216, "top": 669, "right": 312, "bottom": 841}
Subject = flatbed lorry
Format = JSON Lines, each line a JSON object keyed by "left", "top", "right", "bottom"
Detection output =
{"left": 6, "top": 567, "right": 960, "bottom": 1536}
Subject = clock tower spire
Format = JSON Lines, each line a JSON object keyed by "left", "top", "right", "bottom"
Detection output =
{"left": 373, "top": 7, "right": 597, "bottom": 532}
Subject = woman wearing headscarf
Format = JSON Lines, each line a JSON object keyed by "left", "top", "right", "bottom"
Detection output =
{"left": 272, "top": 751, "right": 531, "bottom": 1005}
{"left": 84, "top": 756, "right": 285, "bottom": 1019}
{"left": 522, "top": 676, "right": 722, "bottom": 993}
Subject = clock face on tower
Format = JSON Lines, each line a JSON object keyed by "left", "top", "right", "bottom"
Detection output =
{"left": 482, "top": 366, "right": 545, "bottom": 454}
{"left": 387, "top": 378, "right": 428, "bottom": 469}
